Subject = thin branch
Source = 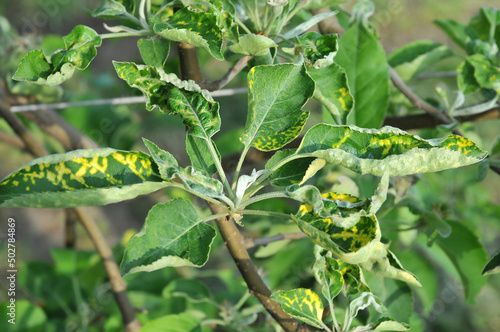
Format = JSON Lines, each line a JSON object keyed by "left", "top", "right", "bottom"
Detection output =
{"left": 208, "top": 203, "right": 308, "bottom": 332}
{"left": 0, "top": 130, "right": 26, "bottom": 150}
{"left": 0, "top": 98, "right": 141, "bottom": 331}
{"left": 383, "top": 106, "right": 500, "bottom": 130}
{"left": 310, "top": 8, "right": 344, "bottom": 35}
{"left": 245, "top": 232, "right": 307, "bottom": 249}
{"left": 202, "top": 56, "right": 252, "bottom": 91}
{"left": 389, "top": 67, "right": 457, "bottom": 131}
{"left": 390, "top": 67, "right": 500, "bottom": 176}
{"left": 9, "top": 89, "right": 249, "bottom": 113}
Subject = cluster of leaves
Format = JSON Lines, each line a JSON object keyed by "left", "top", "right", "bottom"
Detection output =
{"left": 1, "top": 0, "right": 499, "bottom": 331}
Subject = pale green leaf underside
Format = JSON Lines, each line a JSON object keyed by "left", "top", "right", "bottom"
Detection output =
{"left": 0, "top": 148, "right": 168, "bottom": 208}
{"left": 240, "top": 64, "right": 315, "bottom": 151}
{"left": 271, "top": 288, "right": 324, "bottom": 329}
{"left": 229, "top": 34, "right": 277, "bottom": 56}
{"left": 120, "top": 198, "right": 216, "bottom": 276}
{"left": 296, "top": 124, "right": 487, "bottom": 176}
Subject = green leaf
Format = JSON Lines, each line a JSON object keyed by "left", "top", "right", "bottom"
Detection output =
{"left": 348, "top": 292, "right": 387, "bottom": 322}
{"left": 313, "top": 248, "right": 344, "bottom": 301}
{"left": 373, "top": 318, "right": 410, "bottom": 331}
{"left": 465, "top": 54, "right": 500, "bottom": 93}
{"left": 282, "top": 11, "right": 338, "bottom": 40}
{"left": 152, "top": 8, "right": 224, "bottom": 60}
{"left": 434, "top": 19, "right": 477, "bottom": 49}
{"left": 388, "top": 41, "right": 453, "bottom": 81}
{"left": 185, "top": 135, "right": 220, "bottom": 177}
{"left": 360, "top": 243, "right": 421, "bottom": 287}
{"left": 309, "top": 63, "right": 353, "bottom": 124}
{"left": 0, "top": 149, "right": 168, "bottom": 208}
{"left": 91, "top": 0, "right": 129, "bottom": 18}
{"left": 265, "top": 149, "right": 315, "bottom": 187}
{"left": 114, "top": 62, "right": 220, "bottom": 139}
{"left": 0, "top": 300, "right": 47, "bottom": 331}
{"left": 468, "top": 8, "right": 499, "bottom": 43}
{"left": 143, "top": 139, "right": 223, "bottom": 198}
{"left": 457, "top": 60, "right": 481, "bottom": 94}
{"left": 141, "top": 312, "right": 201, "bottom": 332}
{"left": 138, "top": 37, "right": 170, "bottom": 69}
{"left": 482, "top": 250, "right": 500, "bottom": 276}
{"left": 298, "top": 32, "right": 339, "bottom": 69}
{"left": 240, "top": 64, "right": 314, "bottom": 151}
{"left": 492, "top": 136, "right": 500, "bottom": 156}
{"left": 120, "top": 198, "right": 217, "bottom": 276}
{"left": 162, "top": 279, "right": 211, "bottom": 302}
{"left": 304, "top": 0, "right": 346, "bottom": 10}
{"left": 437, "top": 220, "right": 487, "bottom": 304}
{"left": 296, "top": 124, "right": 487, "bottom": 176}
{"left": 270, "top": 288, "right": 324, "bottom": 329}
{"left": 13, "top": 25, "right": 101, "bottom": 85}
{"left": 229, "top": 34, "right": 277, "bottom": 56}
{"left": 336, "top": 21, "right": 390, "bottom": 128}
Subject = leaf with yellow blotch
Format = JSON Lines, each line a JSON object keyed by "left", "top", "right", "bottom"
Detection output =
{"left": 0, "top": 149, "right": 168, "bottom": 208}
{"left": 271, "top": 288, "right": 325, "bottom": 329}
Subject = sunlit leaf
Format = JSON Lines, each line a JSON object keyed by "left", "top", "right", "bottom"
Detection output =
{"left": 270, "top": 288, "right": 324, "bottom": 328}
{"left": 152, "top": 8, "right": 224, "bottom": 60}
{"left": 240, "top": 64, "right": 314, "bottom": 151}
{"left": 0, "top": 149, "right": 168, "bottom": 208}
{"left": 336, "top": 20, "right": 389, "bottom": 128}
{"left": 296, "top": 124, "right": 487, "bottom": 176}
{"left": 309, "top": 63, "right": 353, "bottom": 124}
{"left": 265, "top": 149, "right": 315, "bottom": 187}
{"left": 120, "top": 198, "right": 217, "bottom": 276}
{"left": 13, "top": 25, "right": 101, "bottom": 85}
{"left": 91, "top": 0, "right": 131, "bottom": 19}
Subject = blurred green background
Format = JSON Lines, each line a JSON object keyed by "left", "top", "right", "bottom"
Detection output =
{"left": 0, "top": 0, "right": 499, "bottom": 331}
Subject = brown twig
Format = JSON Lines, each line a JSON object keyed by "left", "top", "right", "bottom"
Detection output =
{"left": 245, "top": 232, "right": 307, "bottom": 249}
{"left": 208, "top": 203, "right": 307, "bottom": 332}
{"left": 0, "top": 130, "right": 26, "bottom": 150}
{"left": 384, "top": 107, "right": 500, "bottom": 130}
{"left": 177, "top": 40, "right": 308, "bottom": 331}
{"left": 0, "top": 99, "right": 141, "bottom": 331}
{"left": 176, "top": 42, "right": 251, "bottom": 91}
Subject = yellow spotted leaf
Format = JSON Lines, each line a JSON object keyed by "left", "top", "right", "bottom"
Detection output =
{"left": 297, "top": 124, "right": 487, "bottom": 175}
{"left": 240, "top": 64, "right": 315, "bottom": 151}
{"left": 0, "top": 149, "right": 168, "bottom": 208}
{"left": 270, "top": 288, "right": 324, "bottom": 329}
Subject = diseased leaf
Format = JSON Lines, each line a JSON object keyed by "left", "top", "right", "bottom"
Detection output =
{"left": 240, "top": 64, "right": 314, "bottom": 151}
{"left": 144, "top": 139, "right": 223, "bottom": 198}
{"left": 336, "top": 20, "right": 389, "bottom": 128}
{"left": 270, "top": 288, "right": 324, "bottom": 329}
{"left": 114, "top": 62, "right": 220, "bottom": 140}
{"left": 152, "top": 8, "right": 224, "bottom": 60}
{"left": 13, "top": 25, "right": 101, "bottom": 85}
{"left": 296, "top": 124, "right": 487, "bottom": 176}
{"left": 309, "top": 63, "right": 353, "bottom": 124}
{"left": 229, "top": 34, "right": 277, "bottom": 56}
{"left": 359, "top": 243, "right": 421, "bottom": 287}
{"left": 482, "top": 250, "right": 500, "bottom": 276}
{"left": 437, "top": 220, "right": 487, "bottom": 304}
{"left": 0, "top": 149, "right": 167, "bottom": 208}
{"left": 120, "top": 198, "right": 217, "bottom": 276}
{"left": 465, "top": 54, "right": 500, "bottom": 93}
{"left": 313, "top": 248, "right": 344, "bottom": 301}
{"left": 137, "top": 37, "right": 170, "bottom": 69}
